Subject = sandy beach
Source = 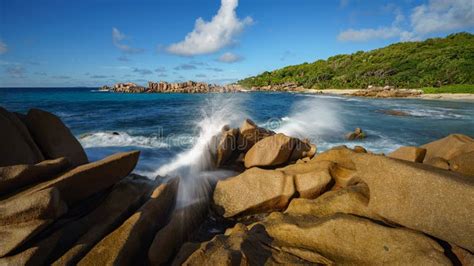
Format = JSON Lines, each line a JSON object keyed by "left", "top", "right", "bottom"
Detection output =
{"left": 303, "top": 89, "right": 474, "bottom": 101}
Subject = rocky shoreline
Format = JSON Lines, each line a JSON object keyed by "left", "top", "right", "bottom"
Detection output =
{"left": 102, "top": 81, "right": 455, "bottom": 99}
{"left": 1, "top": 106, "right": 473, "bottom": 265}
{"left": 102, "top": 81, "right": 243, "bottom": 94}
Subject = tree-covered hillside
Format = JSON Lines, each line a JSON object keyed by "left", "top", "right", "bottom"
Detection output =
{"left": 238, "top": 32, "right": 474, "bottom": 89}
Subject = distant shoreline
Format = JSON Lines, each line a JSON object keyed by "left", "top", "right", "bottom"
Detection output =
{"left": 304, "top": 88, "right": 474, "bottom": 101}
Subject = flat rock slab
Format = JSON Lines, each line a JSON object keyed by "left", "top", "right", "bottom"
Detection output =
{"left": 0, "top": 187, "right": 67, "bottom": 257}
{"left": 388, "top": 146, "right": 426, "bottom": 163}
{"left": 353, "top": 153, "right": 474, "bottom": 252}
{"left": 8, "top": 151, "right": 140, "bottom": 206}
{"left": 0, "top": 157, "right": 70, "bottom": 196}
{"left": 213, "top": 167, "right": 295, "bottom": 218}
{"left": 78, "top": 178, "right": 178, "bottom": 266}
{"left": 259, "top": 213, "right": 450, "bottom": 265}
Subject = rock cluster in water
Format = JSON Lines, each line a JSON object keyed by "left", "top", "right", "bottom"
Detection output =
{"left": 103, "top": 81, "right": 243, "bottom": 93}
{"left": 1, "top": 105, "right": 473, "bottom": 265}
{"left": 351, "top": 85, "right": 423, "bottom": 98}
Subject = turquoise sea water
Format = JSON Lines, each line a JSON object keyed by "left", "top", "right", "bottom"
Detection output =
{"left": 1, "top": 88, "right": 473, "bottom": 178}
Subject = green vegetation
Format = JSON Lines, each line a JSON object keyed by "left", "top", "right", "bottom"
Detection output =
{"left": 421, "top": 84, "right": 474, "bottom": 94}
{"left": 238, "top": 32, "right": 474, "bottom": 91}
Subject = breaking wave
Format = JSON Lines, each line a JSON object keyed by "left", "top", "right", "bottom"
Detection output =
{"left": 79, "top": 131, "right": 171, "bottom": 149}
{"left": 274, "top": 97, "right": 343, "bottom": 141}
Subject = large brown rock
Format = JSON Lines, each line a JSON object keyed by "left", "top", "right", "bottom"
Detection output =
{"left": 52, "top": 176, "right": 152, "bottom": 265}
{"left": 0, "top": 176, "right": 152, "bottom": 265}
{"left": 148, "top": 202, "right": 208, "bottom": 265}
{"left": 425, "top": 157, "right": 450, "bottom": 170}
{"left": 215, "top": 127, "right": 240, "bottom": 167}
{"left": 174, "top": 223, "right": 328, "bottom": 265}
{"left": 311, "top": 145, "right": 357, "bottom": 169}
{"left": 259, "top": 212, "right": 450, "bottom": 265}
{"left": 449, "top": 151, "right": 474, "bottom": 177}
{"left": 0, "top": 107, "right": 44, "bottom": 167}
{"left": 310, "top": 147, "right": 359, "bottom": 189}
{"left": 25, "top": 108, "right": 88, "bottom": 167}
{"left": 237, "top": 119, "right": 274, "bottom": 152}
{"left": 9, "top": 151, "right": 140, "bottom": 206}
{"left": 213, "top": 168, "right": 295, "bottom": 218}
{"left": 0, "top": 157, "right": 70, "bottom": 196}
{"left": 214, "top": 160, "right": 338, "bottom": 218}
{"left": 78, "top": 178, "right": 178, "bottom": 266}
{"left": 285, "top": 183, "right": 382, "bottom": 222}
{"left": 353, "top": 153, "right": 474, "bottom": 252}
{"left": 244, "top": 133, "right": 296, "bottom": 168}
{"left": 388, "top": 146, "right": 426, "bottom": 163}
{"left": 345, "top": 127, "right": 366, "bottom": 140}
{"left": 421, "top": 134, "right": 474, "bottom": 162}
{"left": 288, "top": 139, "right": 317, "bottom": 162}
{"left": 451, "top": 245, "right": 474, "bottom": 266}
{"left": 277, "top": 160, "right": 334, "bottom": 199}
{"left": 0, "top": 187, "right": 67, "bottom": 257}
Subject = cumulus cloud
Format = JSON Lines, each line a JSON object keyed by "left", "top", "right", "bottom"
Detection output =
{"left": 338, "top": 0, "right": 473, "bottom": 42}
{"left": 112, "top": 28, "right": 144, "bottom": 54}
{"left": 217, "top": 52, "right": 243, "bottom": 63}
{"left": 0, "top": 40, "right": 7, "bottom": 55}
{"left": 410, "top": 0, "right": 474, "bottom": 34}
{"left": 132, "top": 68, "right": 153, "bottom": 75}
{"left": 167, "top": 0, "right": 253, "bottom": 56}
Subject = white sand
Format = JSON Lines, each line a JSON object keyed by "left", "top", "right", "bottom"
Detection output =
{"left": 301, "top": 89, "right": 474, "bottom": 102}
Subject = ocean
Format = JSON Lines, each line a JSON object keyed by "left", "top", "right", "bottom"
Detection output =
{"left": 1, "top": 87, "right": 473, "bottom": 180}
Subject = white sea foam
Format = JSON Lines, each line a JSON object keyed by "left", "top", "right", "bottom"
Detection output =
{"left": 155, "top": 95, "right": 247, "bottom": 177}
{"left": 79, "top": 131, "right": 170, "bottom": 148}
{"left": 275, "top": 97, "right": 343, "bottom": 141}
{"left": 403, "top": 108, "right": 465, "bottom": 119}
{"left": 155, "top": 94, "right": 247, "bottom": 208}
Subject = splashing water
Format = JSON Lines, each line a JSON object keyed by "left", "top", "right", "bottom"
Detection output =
{"left": 79, "top": 131, "right": 170, "bottom": 148}
{"left": 275, "top": 97, "right": 343, "bottom": 142}
{"left": 155, "top": 94, "right": 247, "bottom": 207}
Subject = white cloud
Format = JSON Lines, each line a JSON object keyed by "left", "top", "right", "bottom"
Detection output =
{"left": 217, "top": 52, "right": 243, "bottom": 63}
{"left": 410, "top": 0, "right": 474, "bottom": 35}
{"left": 338, "top": 0, "right": 473, "bottom": 42}
{"left": 167, "top": 0, "right": 253, "bottom": 56}
{"left": 337, "top": 27, "right": 404, "bottom": 42}
{"left": 112, "top": 27, "right": 143, "bottom": 54}
{"left": 0, "top": 40, "right": 7, "bottom": 55}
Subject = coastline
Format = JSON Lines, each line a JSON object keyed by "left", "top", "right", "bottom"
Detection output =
{"left": 103, "top": 82, "right": 474, "bottom": 102}
{"left": 305, "top": 88, "right": 474, "bottom": 101}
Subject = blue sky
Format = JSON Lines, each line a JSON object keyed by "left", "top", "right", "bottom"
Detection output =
{"left": 0, "top": 0, "right": 473, "bottom": 87}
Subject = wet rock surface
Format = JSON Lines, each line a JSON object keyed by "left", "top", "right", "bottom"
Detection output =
{"left": 1, "top": 106, "right": 473, "bottom": 265}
